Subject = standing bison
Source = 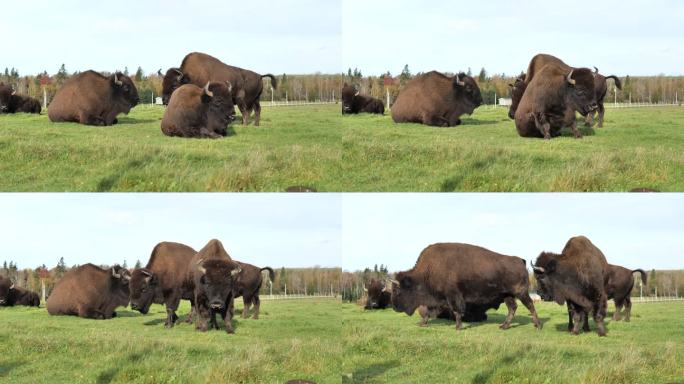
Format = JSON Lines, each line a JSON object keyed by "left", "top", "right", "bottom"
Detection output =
{"left": 47, "top": 264, "right": 131, "bottom": 319}
{"left": 160, "top": 81, "right": 236, "bottom": 138}
{"left": 160, "top": 52, "right": 277, "bottom": 126}
{"left": 363, "top": 279, "right": 391, "bottom": 309}
{"left": 341, "top": 83, "right": 385, "bottom": 115}
{"left": 390, "top": 243, "right": 541, "bottom": 331}
{"left": 532, "top": 236, "right": 609, "bottom": 336}
{"left": 586, "top": 67, "right": 623, "bottom": 128}
{"left": 48, "top": 70, "right": 139, "bottom": 126}
{"left": 129, "top": 241, "right": 199, "bottom": 327}
{"left": 233, "top": 262, "right": 274, "bottom": 319}
{"left": 391, "top": 71, "right": 482, "bottom": 127}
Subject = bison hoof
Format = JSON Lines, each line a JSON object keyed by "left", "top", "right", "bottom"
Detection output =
{"left": 225, "top": 328, "right": 235, "bottom": 334}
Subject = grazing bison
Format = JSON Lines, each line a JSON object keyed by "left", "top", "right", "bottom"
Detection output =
{"left": 160, "top": 52, "right": 277, "bottom": 126}
{"left": 585, "top": 67, "right": 622, "bottom": 128}
{"left": 129, "top": 241, "right": 199, "bottom": 327}
{"left": 47, "top": 264, "right": 131, "bottom": 319}
{"left": 391, "top": 71, "right": 483, "bottom": 127}
{"left": 390, "top": 243, "right": 541, "bottom": 331}
{"left": 514, "top": 64, "right": 597, "bottom": 139}
{"left": 190, "top": 239, "right": 241, "bottom": 333}
{"left": 233, "top": 262, "right": 274, "bottom": 319}
{"left": 532, "top": 236, "right": 609, "bottom": 336}
{"left": 341, "top": 83, "right": 385, "bottom": 115}
{"left": 363, "top": 279, "right": 391, "bottom": 309}
{"left": 0, "top": 276, "right": 15, "bottom": 305}
{"left": 48, "top": 70, "right": 139, "bottom": 126}
{"left": 160, "top": 81, "right": 236, "bottom": 138}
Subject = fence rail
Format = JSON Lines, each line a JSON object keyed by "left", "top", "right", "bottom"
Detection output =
{"left": 261, "top": 294, "right": 338, "bottom": 301}
{"left": 631, "top": 296, "right": 684, "bottom": 303}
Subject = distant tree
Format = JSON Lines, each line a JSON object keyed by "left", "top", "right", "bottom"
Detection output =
{"left": 123, "top": 67, "right": 129, "bottom": 76}
{"left": 122, "top": 260, "right": 128, "bottom": 269}
{"left": 3, "top": 68, "right": 8, "bottom": 77}
{"left": 399, "top": 64, "right": 412, "bottom": 85}
{"left": 135, "top": 66, "right": 144, "bottom": 82}
{"left": 467, "top": 67, "right": 472, "bottom": 77}
{"left": 347, "top": 68, "right": 353, "bottom": 79}
{"left": 374, "top": 264, "right": 378, "bottom": 273}
{"left": 478, "top": 67, "right": 487, "bottom": 82}
{"left": 56, "top": 64, "right": 68, "bottom": 81}
{"left": 55, "top": 257, "right": 67, "bottom": 279}
{"left": 649, "top": 269, "right": 657, "bottom": 295}
{"left": 134, "top": 260, "right": 142, "bottom": 269}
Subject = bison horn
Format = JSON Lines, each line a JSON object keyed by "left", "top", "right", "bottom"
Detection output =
{"left": 566, "top": 70, "right": 576, "bottom": 85}
{"left": 362, "top": 284, "right": 368, "bottom": 292}
{"left": 225, "top": 81, "right": 232, "bottom": 93}
{"left": 354, "top": 91, "right": 360, "bottom": 97}
{"left": 9, "top": 283, "right": 14, "bottom": 290}
{"left": 141, "top": 270, "right": 152, "bottom": 277}
{"left": 197, "top": 264, "right": 207, "bottom": 275}
{"left": 114, "top": 73, "right": 123, "bottom": 86}
{"left": 157, "top": 69, "right": 163, "bottom": 77}
{"left": 11, "top": 90, "right": 16, "bottom": 96}
{"left": 203, "top": 82, "right": 214, "bottom": 98}
{"left": 387, "top": 278, "right": 399, "bottom": 285}
{"left": 231, "top": 267, "right": 241, "bottom": 277}
{"left": 173, "top": 68, "right": 184, "bottom": 81}
{"left": 593, "top": 66, "right": 599, "bottom": 74}
{"left": 111, "top": 268, "right": 121, "bottom": 278}
{"left": 455, "top": 75, "right": 466, "bottom": 87}
{"left": 530, "top": 261, "right": 545, "bottom": 273}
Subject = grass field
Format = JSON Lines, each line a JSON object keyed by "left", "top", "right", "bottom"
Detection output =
{"left": 0, "top": 298, "right": 340, "bottom": 384}
{"left": 342, "top": 301, "right": 684, "bottom": 384}
{"left": 342, "top": 106, "right": 684, "bottom": 191}
{"left": 0, "top": 104, "right": 341, "bottom": 191}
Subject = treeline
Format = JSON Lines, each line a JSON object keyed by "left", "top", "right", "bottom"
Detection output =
{"left": 1, "top": 259, "right": 341, "bottom": 300}
{"left": 345, "top": 66, "right": 684, "bottom": 106}
{"left": 0, "top": 65, "right": 344, "bottom": 106}
{"left": 341, "top": 266, "right": 684, "bottom": 303}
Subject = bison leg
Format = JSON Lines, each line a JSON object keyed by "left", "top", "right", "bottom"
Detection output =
{"left": 165, "top": 293, "right": 182, "bottom": 328}
{"left": 533, "top": 113, "right": 552, "bottom": 140}
{"left": 445, "top": 294, "right": 466, "bottom": 330}
{"left": 567, "top": 302, "right": 574, "bottom": 331}
{"left": 593, "top": 294, "right": 608, "bottom": 337}
{"left": 584, "top": 111, "right": 595, "bottom": 127}
{"left": 417, "top": 306, "right": 430, "bottom": 327}
{"left": 499, "top": 297, "right": 518, "bottom": 330}
{"left": 222, "top": 298, "right": 235, "bottom": 334}
{"left": 186, "top": 299, "right": 196, "bottom": 324}
{"left": 583, "top": 311, "right": 590, "bottom": 332}
{"left": 623, "top": 297, "right": 632, "bottom": 322}
{"left": 252, "top": 295, "right": 260, "bottom": 320}
{"left": 571, "top": 308, "right": 584, "bottom": 335}
{"left": 569, "top": 119, "right": 583, "bottom": 139}
{"left": 613, "top": 299, "right": 624, "bottom": 321}
{"left": 195, "top": 298, "right": 210, "bottom": 332}
{"left": 596, "top": 103, "right": 605, "bottom": 128}
{"left": 198, "top": 127, "right": 222, "bottom": 139}
{"left": 518, "top": 293, "right": 541, "bottom": 329}
{"left": 253, "top": 101, "right": 262, "bottom": 127}
{"left": 241, "top": 295, "right": 251, "bottom": 318}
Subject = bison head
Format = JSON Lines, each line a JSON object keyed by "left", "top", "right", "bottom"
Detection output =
{"left": 364, "top": 279, "right": 388, "bottom": 309}
{"left": 453, "top": 73, "right": 483, "bottom": 113}
{"left": 196, "top": 259, "right": 241, "bottom": 311}
{"left": 129, "top": 268, "right": 158, "bottom": 314}
{"left": 0, "top": 278, "right": 15, "bottom": 305}
{"left": 110, "top": 72, "right": 140, "bottom": 110}
{"left": 110, "top": 265, "right": 132, "bottom": 303}
{"left": 341, "top": 83, "right": 358, "bottom": 114}
{"left": 390, "top": 272, "right": 432, "bottom": 316}
{"left": 161, "top": 68, "right": 189, "bottom": 105}
{"left": 564, "top": 68, "right": 597, "bottom": 117}
{"left": 532, "top": 253, "right": 562, "bottom": 304}
{"left": 0, "top": 84, "right": 12, "bottom": 112}
{"left": 203, "top": 81, "right": 236, "bottom": 127}
{"left": 508, "top": 73, "right": 527, "bottom": 119}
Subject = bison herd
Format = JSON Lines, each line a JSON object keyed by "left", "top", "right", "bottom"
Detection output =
{"left": 343, "top": 53, "right": 622, "bottom": 139}
{"left": 365, "top": 236, "right": 647, "bottom": 337}
{"left": 1, "top": 239, "right": 274, "bottom": 335}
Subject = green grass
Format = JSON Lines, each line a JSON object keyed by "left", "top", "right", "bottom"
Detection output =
{"left": 0, "top": 298, "right": 340, "bottom": 384}
{"left": 342, "top": 301, "right": 684, "bottom": 383}
{"left": 0, "top": 104, "right": 341, "bottom": 191}
{"left": 342, "top": 106, "right": 684, "bottom": 191}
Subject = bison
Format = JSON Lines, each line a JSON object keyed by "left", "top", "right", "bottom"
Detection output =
{"left": 160, "top": 81, "right": 236, "bottom": 138}
{"left": 189, "top": 239, "right": 241, "bottom": 333}
{"left": 514, "top": 63, "right": 597, "bottom": 139}
{"left": 532, "top": 236, "right": 609, "bottom": 336}
{"left": 390, "top": 243, "right": 541, "bottom": 331}
{"left": 47, "top": 264, "right": 131, "bottom": 319}
{"left": 48, "top": 70, "right": 139, "bottom": 126}
{"left": 0, "top": 84, "right": 13, "bottom": 112}
{"left": 129, "top": 241, "right": 199, "bottom": 327}
{"left": 233, "top": 262, "right": 274, "bottom": 319}
{"left": 416, "top": 303, "right": 489, "bottom": 327}
{"left": 391, "top": 71, "right": 483, "bottom": 127}
{"left": 0, "top": 276, "right": 15, "bottom": 305}
{"left": 363, "top": 279, "right": 391, "bottom": 309}
{"left": 585, "top": 67, "right": 623, "bottom": 128}
{"left": 341, "top": 83, "right": 385, "bottom": 115}
{"left": 160, "top": 52, "right": 277, "bottom": 126}
{"left": 1, "top": 286, "right": 40, "bottom": 307}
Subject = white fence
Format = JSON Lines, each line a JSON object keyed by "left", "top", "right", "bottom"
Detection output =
{"left": 606, "top": 102, "right": 683, "bottom": 109}
{"left": 261, "top": 294, "right": 338, "bottom": 301}
{"left": 260, "top": 101, "right": 337, "bottom": 107}
{"left": 631, "top": 296, "right": 684, "bottom": 303}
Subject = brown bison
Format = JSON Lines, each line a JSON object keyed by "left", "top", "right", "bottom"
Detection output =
{"left": 341, "top": 83, "right": 385, "bottom": 115}
{"left": 160, "top": 81, "right": 236, "bottom": 138}
{"left": 0, "top": 85, "right": 41, "bottom": 114}
{"left": 416, "top": 303, "right": 489, "bottom": 327}
{"left": 160, "top": 52, "right": 277, "bottom": 126}
{"left": 189, "top": 239, "right": 241, "bottom": 333}
{"left": 129, "top": 241, "right": 199, "bottom": 327}
{"left": 514, "top": 63, "right": 597, "bottom": 139}
{"left": 0, "top": 276, "right": 15, "bottom": 305}
{"left": 585, "top": 67, "right": 623, "bottom": 127}
{"left": 48, "top": 70, "right": 139, "bottom": 126}
{"left": 363, "top": 279, "right": 391, "bottom": 309}
{"left": 0, "top": 285, "right": 40, "bottom": 307}
{"left": 391, "top": 71, "right": 483, "bottom": 127}
{"left": 391, "top": 243, "right": 541, "bottom": 331}
{"left": 47, "top": 264, "right": 131, "bottom": 319}
{"left": 532, "top": 236, "right": 609, "bottom": 336}
{"left": 0, "top": 84, "right": 13, "bottom": 112}
{"left": 233, "top": 262, "right": 274, "bottom": 319}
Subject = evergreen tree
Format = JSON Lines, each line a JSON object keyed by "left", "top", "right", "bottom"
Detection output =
{"left": 374, "top": 264, "right": 378, "bottom": 273}
{"left": 122, "top": 260, "right": 128, "bottom": 269}
{"left": 279, "top": 267, "right": 287, "bottom": 290}
{"left": 123, "top": 67, "right": 129, "bottom": 76}
{"left": 134, "top": 260, "right": 142, "bottom": 269}
{"left": 135, "top": 66, "right": 144, "bottom": 82}
{"left": 467, "top": 67, "right": 472, "bottom": 77}
{"left": 55, "top": 257, "right": 67, "bottom": 279}
{"left": 649, "top": 269, "right": 657, "bottom": 295}
{"left": 478, "top": 67, "right": 487, "bottom": 82}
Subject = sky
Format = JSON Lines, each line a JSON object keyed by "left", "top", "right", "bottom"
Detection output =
{"left": 342, "top": 194, "right": 684, "bottom": 272}
{"left": 343, "top": 0, "right": 684, "bottom": 77}
{"left": 0, "top": 194, "right": 341, "bottom": 270}
{"left": 1, "top": 0, "right": 341, "bottom": 75}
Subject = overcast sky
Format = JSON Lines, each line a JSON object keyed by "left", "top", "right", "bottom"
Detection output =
{"left": 1, "top": 0, "right": 341, "bottom": 75}
{"left": 0, "top": 194, "right": 341, "bottom": 270}
{"left": 343, "top": 0, "right": 684, "bottom": 77}
{"left": 342, "top": 194, "right": 684, "bottom": 272}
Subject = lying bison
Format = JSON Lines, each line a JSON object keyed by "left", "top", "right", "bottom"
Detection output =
{"left": 0, "top": 276, "right": 15, "bottom": 305}
{"left": 0, "top": 85, "right": 41, "bottom": 114}
{"left": 0, "top": 84, "right": 12, "bottom": 112}
{"left": 1, "top": 286, "right": 40, "bottom": 307}
{"left": 533, "top": 236, "right": 609, "bottom": 336}
{"left": 363, "top": 279, "right": 391, "bottom": 310}
{"left": 48, "top": 70, "right": 139, "bottom": 126}
{"left": 160, "top": 81, "right": 236, "bottom": 138}
{"left": 514, "top": 64, "right": 597, "bottom": 139}
{"left": 391, "top": 243, "right": 541, "bottom": 331}
{"left": 47, "top": 264, "right": 131, "bottom": 319}
{"left": 129, "top": 241, "right": 199, "bottom": 327}
{"left": 391, "top": 71, "right": 483, "bottom": 127}
{"left": 160, "top": 52, "right": 277, "bottom": 126}
{"left": 341, "top": 83, "right": 384, "bottom": 115}
{"left": 189, "top": 239, "right": 241, "bottom": 333}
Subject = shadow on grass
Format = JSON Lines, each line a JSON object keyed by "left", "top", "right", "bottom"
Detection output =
{"left": 472, "top": 353, "right": 521, "bottom": 384}
{"left": 0, "top": 360, "right": 26, "bottom": 377}
{"left": 461, "top": 118, "right": 498, "bottom": 126}
{"left": 96, "top": 155, "right": 154, "bottom": 192}
{"left": 116, "top": 117, "right": 157, "bottom": 125}
{"left": 113, "top": 310, "right": 139, "bottom": 318}
{"left": 143, "top": 318, "right": 167, "bottom": 326}
{"left": 342, "top": 360, "right": 400, "bottom": 384}
{"left": 96, "top": 348, "right": 152, "bottom": 384}
{"left": 424, "top": 312, "right": 549, "bottom": 330}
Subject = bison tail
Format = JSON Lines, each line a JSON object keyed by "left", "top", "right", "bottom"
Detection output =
{"left": 632, "top": 269, "right": 647, "bottom": 285}
{"left": 260, "top": 267, "right": 275, "bottom": 282}
{"left": 261, "top": 74, "right": 278, "bottom": 90}
{"left": 606, "top": 75, "right": 622, "bottom": 90}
